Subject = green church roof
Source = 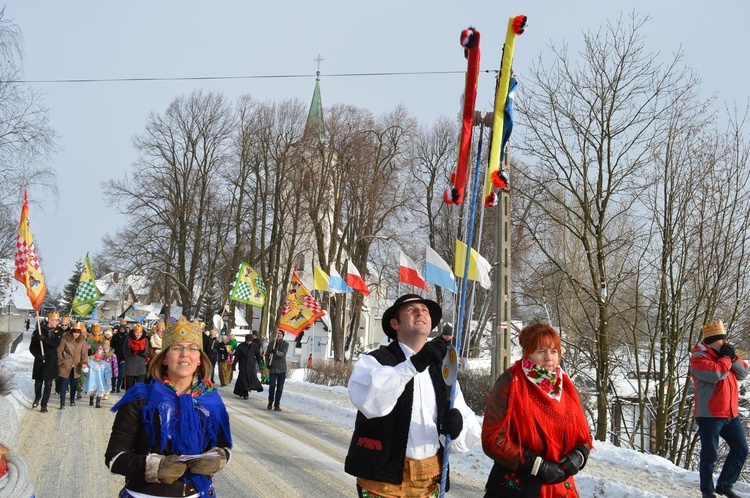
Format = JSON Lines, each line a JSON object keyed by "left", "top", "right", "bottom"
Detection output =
{"left": 304, "top": 70, "right": 324, "bottom": 140}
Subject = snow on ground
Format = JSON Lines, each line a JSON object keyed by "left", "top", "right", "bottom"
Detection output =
{"left": 4, "top": 348, "right": 750, "bottom": 497}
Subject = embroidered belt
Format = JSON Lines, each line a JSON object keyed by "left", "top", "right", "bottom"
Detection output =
{"left": 357, "top": 455, "right": 441, "bottom": 497}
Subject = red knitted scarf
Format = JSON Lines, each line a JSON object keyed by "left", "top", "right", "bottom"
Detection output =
{"left": 128, "top": 336, "right": 146, "bottom": 354}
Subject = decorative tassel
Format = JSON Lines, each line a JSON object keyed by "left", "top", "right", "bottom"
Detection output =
{"left": 485, "top": 191, "right": 498, "bottom": 208}
{"left": 512, "top": 15, "right": 527, "bottom": 35}
{"left": 492, "top": 169, "right": 509, "bottom": 190}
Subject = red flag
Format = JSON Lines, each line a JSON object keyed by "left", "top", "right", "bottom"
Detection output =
{"left": 398, "top": 250, "right": 429, "bottom": 292}
{"left": 14, "top": 190, "right": 47, "bottom": 311}
{"left": 346, "top": 260, "right": 370, "bottom": 297}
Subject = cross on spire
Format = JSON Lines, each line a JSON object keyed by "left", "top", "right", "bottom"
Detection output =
{"left": 314, "top": 54, "right": 324, "bottom": 75}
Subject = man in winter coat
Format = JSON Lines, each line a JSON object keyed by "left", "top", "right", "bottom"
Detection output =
{"left": 30, "top": 312, "right": 62, "bottom": 412}
{"left": 265, "top": 330, "right": 288, "bottom": 411}
{"left": 345, "top": 294, "right": 481, "bottom": 497}
{"left": 110, "top": 321, "right": 129, "bottom": 393}
{"left": 690, "top": 320, "right": 749, "bottom": 498}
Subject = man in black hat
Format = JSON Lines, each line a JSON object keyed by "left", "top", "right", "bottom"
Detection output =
{"left": 344, "top": 294, "right": 481, "bottom": 497}
{"left": 441, "top": 323, "right": 454, "bottom": 346}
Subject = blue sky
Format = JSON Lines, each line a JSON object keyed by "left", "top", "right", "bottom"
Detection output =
{"left": 5, "top": 1, "right": 749, "bottom": 291}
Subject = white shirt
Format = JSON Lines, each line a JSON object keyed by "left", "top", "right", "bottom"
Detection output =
{"left": 348, "top": 341, "right": 481, "bottom": 459}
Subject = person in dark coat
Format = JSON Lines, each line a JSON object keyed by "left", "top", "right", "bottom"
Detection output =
{"left": 30, "top": 312, "right": 62, "bottom": 412}
{"left": 233, "top": 334, "right": 263, "bottom": 399}
{"left": 122, "top": 325, "right": 149, "bottom": 390}
{"left": 265, "top": 330, "right": 289, "bottom": 411}
{"left": 205, "top": 329, "right": 220, "bottom": 384}
{"left": 110, "top": 321, "right": 129, "bottom": 393}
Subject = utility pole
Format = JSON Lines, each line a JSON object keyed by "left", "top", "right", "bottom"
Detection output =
{"left": 491, "top": 153, "right": 512, "bottom": 382}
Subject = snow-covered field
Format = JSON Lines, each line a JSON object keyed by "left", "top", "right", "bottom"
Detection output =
{"left": 3, "top": 346, "right": 750, "bottom": 497}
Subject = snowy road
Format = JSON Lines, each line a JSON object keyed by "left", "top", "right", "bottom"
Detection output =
{"left": 9, "top": 340, "right": 745, "bottom": 498}
{"left": 16, "top": 377, "right": 486, "bottom": 497}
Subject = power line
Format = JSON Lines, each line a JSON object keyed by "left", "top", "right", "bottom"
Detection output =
{"left": 1, "top": 69, "right": 499, "bottom": 85}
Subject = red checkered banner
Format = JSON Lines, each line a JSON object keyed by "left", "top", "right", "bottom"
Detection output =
{"left": 278, "top": 268, "right": 325, "bottom": 337}
{"left": 14, "top": 190, "right": 46, "bottom": 311}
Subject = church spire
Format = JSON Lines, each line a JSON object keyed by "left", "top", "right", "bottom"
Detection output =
{"left": 304, "top": 55, "right": 325, "bottom": 140}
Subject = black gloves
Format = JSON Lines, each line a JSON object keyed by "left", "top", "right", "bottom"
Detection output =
{"left": 410, "top": 339, "right": 447, "bottom": 372}
{"left": 519, "top": 452, "right": 566, "bottom": 484}
{"left": 720, "top": 343, "right": 736, "bottom": 359}
{"left": 440, "top": 408, "right": 463, "bottom": 439}
{"left": 536, "top": 459, "right": 567, "bottom": 484}
{"left": 558, "top": 445, "right": 589, "bottom": 476}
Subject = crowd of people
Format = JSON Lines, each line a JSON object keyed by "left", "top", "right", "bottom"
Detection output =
{"left": 28, "top": 314, "right": 278, "bottom": 414}
{"left": 12, "top": 294, "right": 749, "bottom": 498}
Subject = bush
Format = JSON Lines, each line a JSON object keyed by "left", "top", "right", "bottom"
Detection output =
{"left": 458, "top": 367, "right": 494, "bottom": 416}
{"left": 304, "top": 360, "right": 354, "bottom": 387}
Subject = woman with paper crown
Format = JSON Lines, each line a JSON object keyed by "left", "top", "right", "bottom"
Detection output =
{"left": 106, "top": 316, "right": 232, "bottom": 497}
{"left": 57, "top": 321, "right": 89, "bottom": 409}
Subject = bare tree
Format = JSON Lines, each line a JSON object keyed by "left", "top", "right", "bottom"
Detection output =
{"left": 104, "top": 90, "right": 235, "bottom": 318}
{"left": 514, "top": 14, "right": 694, "bottom": 440}
{"left": 0, "top": 8, "right": 57, "bottom": 258}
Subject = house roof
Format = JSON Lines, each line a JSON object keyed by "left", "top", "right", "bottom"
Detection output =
{"left": 0, "top": 259, "right": 34, "bottom": 310}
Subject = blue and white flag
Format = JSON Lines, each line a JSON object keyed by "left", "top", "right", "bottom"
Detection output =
{"left": 328, "top": 267, "right": 353, "bottom": 294}
{"left": 425, "top": 246, "right": 457, "bottom": 293}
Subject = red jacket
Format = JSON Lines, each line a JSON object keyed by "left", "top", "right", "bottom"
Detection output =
{"left": 690, "top": 341, "right": 748, "bottom": 418}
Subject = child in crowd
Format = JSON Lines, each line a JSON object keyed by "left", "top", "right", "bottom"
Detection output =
{"left": 102, "top": 341, "right": 119, "bottom": 400}
{"left": 83, "top": 348, "right": 112, "bottom": 408}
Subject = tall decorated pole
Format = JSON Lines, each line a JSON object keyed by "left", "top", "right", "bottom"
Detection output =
{"left": 444, "top": 27, "right": 481, "bottom": 205}
{"left": 439, "top": 17, "right": 527, "bottom": 497}
{"left": 484, "top": 15, "right": 527, "bottom": 208}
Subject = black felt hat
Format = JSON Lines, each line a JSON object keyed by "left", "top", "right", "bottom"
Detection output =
{"left": 381, "top": 294, "right": 442, "bottom": 340}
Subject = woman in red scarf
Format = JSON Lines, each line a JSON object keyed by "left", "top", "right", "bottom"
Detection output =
{"left": 482, "top": 323, "right": 592, "bottom": 497}
{"left": 122, "top": 324, "right": 149, "bottom": 390}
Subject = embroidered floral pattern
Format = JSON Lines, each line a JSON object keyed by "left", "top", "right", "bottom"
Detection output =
{"left": 163, "top": 375, "right": 215, "bottom": 403}
{"left": 521, "top": 356, "right": 563, "bottom": 400}
{"left": 500, "top": 471, "right": 522, "bottom": 491}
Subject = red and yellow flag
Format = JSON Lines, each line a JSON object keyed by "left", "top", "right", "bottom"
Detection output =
{"left": 14, "top": 190, "right": 46, "bottom": 311}
{"left": 278, "top": 268, "right": 324, "bottom": 337}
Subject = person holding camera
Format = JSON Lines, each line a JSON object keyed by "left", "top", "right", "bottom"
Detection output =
{"left": 690, "top": 320, "right": 749, "bottom": 498}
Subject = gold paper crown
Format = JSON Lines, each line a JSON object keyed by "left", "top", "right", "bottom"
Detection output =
{"left": 48, "top": 312, "right": 60, "bottom": 321}
{"left": 133, "top": 324, "right": 143, "bottom": 333}
{"left": 163, "top": 316, "right": 202, "bottom": 350}
{"left": 72, "top": 322, "right": 86, "bottom": 331}
{"left": 91, "top": 323, "right": 102, "bottom": 334}
{"left": 702, "top": 320, "right": 726, "bottom": 339}
{"left": 61, "top": 316, "right": 70, "bottom": 325}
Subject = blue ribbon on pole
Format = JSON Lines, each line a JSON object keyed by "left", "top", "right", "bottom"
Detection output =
{"left": 439, "top": 121, "right": 484, "bottom": 496}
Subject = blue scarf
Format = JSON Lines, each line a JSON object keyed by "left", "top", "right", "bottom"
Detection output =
{"left": 112, "top": 379, "right": 232, "bottom": 496}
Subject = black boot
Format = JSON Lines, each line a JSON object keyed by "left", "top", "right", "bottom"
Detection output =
{"left": 96, "top": 397, "right": 102, "bottom": 408}
{"left": 40, "top": 406, "right": 48, "bottom": 413}
{"left": 32, "top": 397, "right": 40, "bottom": 408}
{"left": 716, "top": 486, "right": 741, "bottom": 498}
{"left": 274, "top": 405, "right": 281, "bottom": 411}
{"left": 89, "top": 395, "right": 95, "bottom": 406}
{"left": 60, "top": 400, "right": 64, "bottom": 410}
{"left": 267, "top": 401, "right": 272, "bottom": 410}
